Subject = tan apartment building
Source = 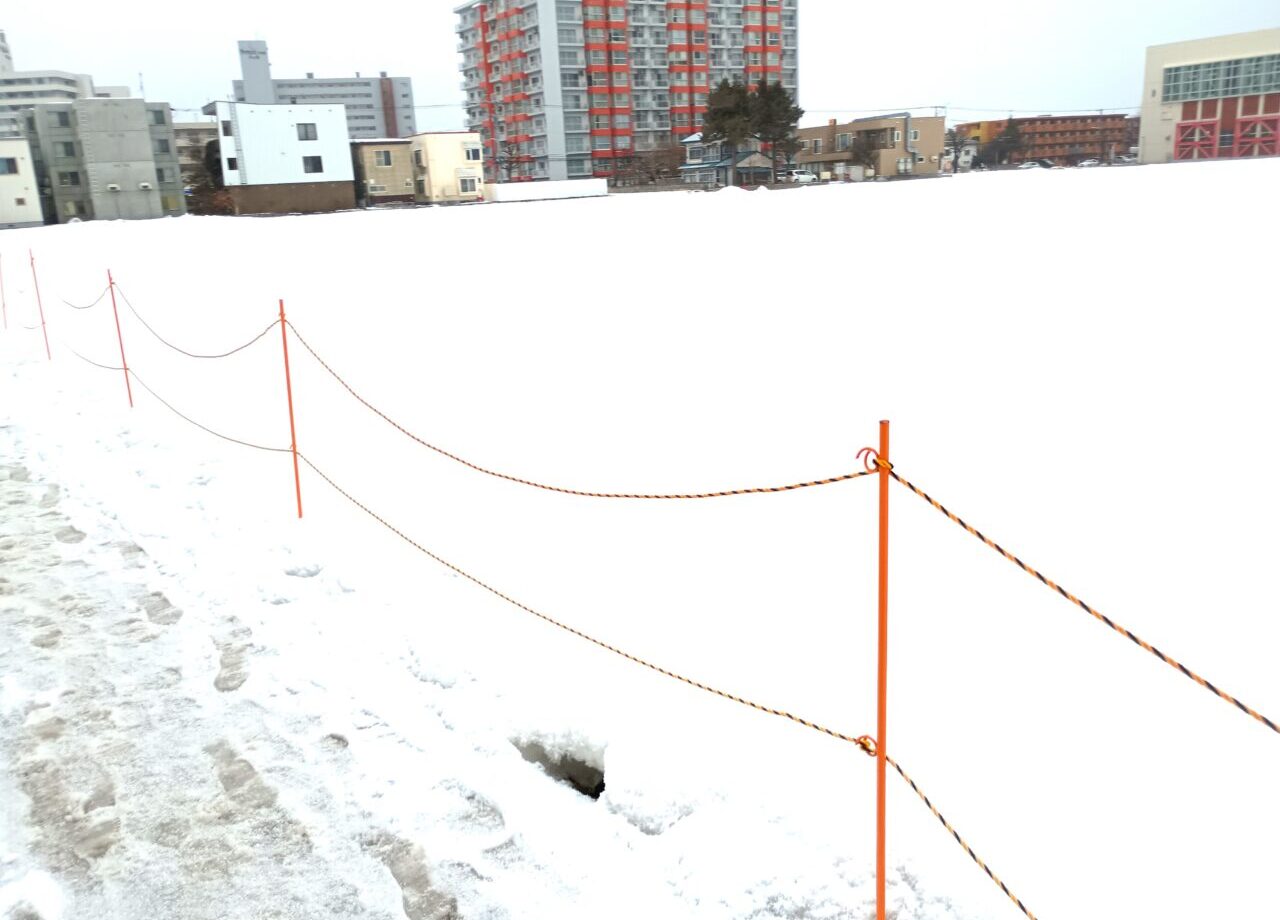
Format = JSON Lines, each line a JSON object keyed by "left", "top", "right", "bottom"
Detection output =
{"left": 408, "top": 132, "right": 484, "bottom": 204}
{"left": 353, "top": 139, "right": 415, "bottom": 206}
{"left": 795, "top": 115, "right": 945, "bottom": 179}
{"left": 173, "top": 121, "right": 218, "bottom": 186}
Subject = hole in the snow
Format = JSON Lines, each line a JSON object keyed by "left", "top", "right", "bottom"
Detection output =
{"left": 514, "top": 740, "right": 605, "bottom": 800}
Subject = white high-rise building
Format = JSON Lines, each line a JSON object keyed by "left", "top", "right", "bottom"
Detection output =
{"left": 231, "top": 40, "right": 417, "bottom": 139}
{"left": 455, "top": 0, "right": 799, "bottom": 182}
{"left": 0, "top": 32, "right": 131, "bottom": 137}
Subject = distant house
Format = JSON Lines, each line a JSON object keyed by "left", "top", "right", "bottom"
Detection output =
{"left": 202, "top": 100, "right": 355, "bottom": 215}
{"left": 0, "top": 136, "right": 42, "bottom": 228}
{"left": 352, "top": 139, "right": 415, "bottom": 206}
{"left": 679, "top": 133, "right": 773, "bottom": 186}
{"left": 796, "top": 115, "right": 945, "bottom": 179}
{"left": 408, "top": 132, "right": 485, "bottom": 204}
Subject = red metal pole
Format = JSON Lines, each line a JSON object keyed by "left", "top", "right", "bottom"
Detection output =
{"left": 875, "top": 419, "right": 890, "bottom": 920}
{"left": 278, "top": 299, "right": 302, "bottom": 519}
{"left": 107, "top": 271, "right": 133, "bottom": 408}
{"left": 29, "top": 250, "right": 50, "bottom": 360}
{"left": 1, "top": 252, "right": 8, "bottom": 330}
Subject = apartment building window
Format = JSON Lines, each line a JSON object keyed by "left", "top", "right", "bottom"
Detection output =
{"left": 156, "top": 167, "right": 168, "bottom": 183}
{"left": 303, "top": 156, "right": 324, "bottom": 173}
{"left": 414, "top": 149, "right": 425, "bottom": 167}
{"left": 297, "top": 123, "right": 318, "bottom": 141}
{"left": 375, "top": 149, "right": 393, "bottom": 166}
{"left": 150, "top": 109, "right": 166, "bottom": 125}
{"left": 0, "top": 158, "right": 17, "bottom": 174}
{"left": 460, "top": 177, "right": 478, "bottom": 193}
{"left": 893, "top": 129, "right": 902, "bottom": 143}
{"left": 58, "top": 171, "right": 81, "bottom": 186}
{"left": 54, "top": 111, "right": 71, "bottom": 127}
{"left": 227, "top": 157, "right": 238, "bottom": 170}
{"left": 63, "top": 200, "right": 87, "bottom": 217}
{"left": 465, "top": 147, "right": 482, "bottom": 161}
{"left": 909, "top": 129, "right": 920, "bottom": 141}
{"left": 222, "top": 120, "right": 233, "bottom": 136}
{"left": 836, "top": 133, "right": 850, "bottom": 151}
{"left": 155, "top": 139, "right": 170, "bottom": 154}
{"left": 811, "top": 138, "right": 823, "bottom": 154}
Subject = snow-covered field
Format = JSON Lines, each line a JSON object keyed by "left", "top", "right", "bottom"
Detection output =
{"left": 2, "top": 160, "right": 1278, "bottom": 920}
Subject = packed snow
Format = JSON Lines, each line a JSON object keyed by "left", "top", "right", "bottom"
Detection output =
{"left": 2, "top": 159, "right": 1278, "bottom": 920}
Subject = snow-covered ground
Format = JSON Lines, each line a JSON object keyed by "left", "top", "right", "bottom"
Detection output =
{"left": 2, "top": 160, "right": 1278, "bottom": 920}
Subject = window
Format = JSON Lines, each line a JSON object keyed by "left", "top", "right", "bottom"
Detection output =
{"left": 374, "top": 149, "right": 393, "bottom": 166}
{"left": 54, "top": 111, "right": 70, "bottom": 127}
{"left": 221, "top": 120, "right": 233, "bottom": 136}
{"left": 55, "top": 141, "right": 76, "bottom": 158}
{"left": 460, "top": 177, "right": 478, "bottom": 193}
{"left": 227, "top": 157, "right": 238, "bottom": 171}
{"left": 150, "top": 109, "right": 167, "bottom": 125}
{"left": 811, "top": 138, "right": 823, "bottom": 154}
{"left": 303, "top": 156, "right": 324, "bottom": 173}
{"left": 909, "top": 129, "right": 920, "bottom": 142}
{"left": 15, "top": 198, "right": 26, "bottom": 206}
{"left": 0, "top": 158, "right": 17, "bottom": 174}
{"left": 58, "top": 171, "right": 81, "bottom": 186}
{"left": 414, "top": 149, "right": 425, "bottom": 167}
{"left": 892, "top": 129, "right": 902, "bottom": 143}
{"left": 156, "top": 167, "right": 168, "bottom": 183}
{"left": 368, "top": 184, "right": 387, "bottom": 193}
{"left": 465, "top": 147, "right": 482, "bottom": 161}
{"left": 297, "top": 122, "right": 318, "bottom": 141}
{"left": 155, "top": 139, "right": 170, "bottom": 154}
{"left": 836, "top": 133, "right": 850, "bottom": 151}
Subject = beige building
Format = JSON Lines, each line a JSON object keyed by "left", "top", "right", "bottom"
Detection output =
{"left": 408, "top": 132, "right": 484, "bottom": 204}
{"left": 173, "top": 122, "right": 218, "bottom": 185}
{"left": 1139, "top": 29, "right": 1280, "bottom": 164}
{"left": 0, "top": 136, "right": 42, "bottom": 228}
{"left": 353, "top": 139, "right": 415, "bottom": 206}
{"left": 795, "top": 115, "right": 945, "bottom": 179}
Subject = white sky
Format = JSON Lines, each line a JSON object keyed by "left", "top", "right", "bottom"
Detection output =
{"left": 3, "top": 1, "right": 1277, "bottom": 128}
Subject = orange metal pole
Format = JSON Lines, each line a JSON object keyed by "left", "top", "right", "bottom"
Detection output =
{"left": 29, "top": 250, "right": 50, "bottom": 361}
{"left": 876, "top": 419, "right": 890, "bottom": 920}
{"left": 107, "top": 271, "right": 133, "bottom": 408}
{"left": 278, "top": 299, "right": 302, "bottom": 519}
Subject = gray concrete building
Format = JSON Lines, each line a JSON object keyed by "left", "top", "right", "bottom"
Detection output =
{"left": 23, "top": 98, "right": 185, "bottom": 223}
{"left": 231, "top": 40, "right": 417, "bottom": 139}
{"left": 1, "top": 30, "right": 13, "bottom": 73}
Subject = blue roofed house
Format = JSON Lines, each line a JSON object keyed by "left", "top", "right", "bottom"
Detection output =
{"left": 679, "top": 133, "right": 774, "bottom": 187}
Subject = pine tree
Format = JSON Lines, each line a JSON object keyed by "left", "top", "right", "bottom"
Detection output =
{"left": 701, "top": 79, "right": 753, "bottom": 187}
{"left": 750, "top": 82, "right": 804, "bottom": 182}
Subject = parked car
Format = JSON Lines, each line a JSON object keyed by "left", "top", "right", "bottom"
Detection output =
{"left": 781, "top": 169, "right": 819, "bottom": 183}
{"left": 1017, "top": 159, "right": 1057, "bottom": 169}
{"left": 1113, "top": 154, "right": 1137, "bottom": 164}
{"left": 1076, "top": 158, "right": 1101, "bottom": 168}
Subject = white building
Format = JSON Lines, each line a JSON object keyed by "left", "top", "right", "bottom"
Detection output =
{"left": 409, "top": 132, "right": 486, "bottom": 203}
{"left": 232, "top": 40, "right": 416, "bottom": 140}
{"left": 0, "top": 31, "right": 132, "bottom": 137}
{"left": 203, "top": 100, "right": 356, "bottom": 214}
{"left": 1139, "top": 28, "right": 1280, "bottom": 164}
{"left": 0, "top": 136, "right": 42, "bottom": 228}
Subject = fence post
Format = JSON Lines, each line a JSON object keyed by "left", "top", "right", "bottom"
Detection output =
{"left": 278, "top": 299, "right": 302, "bottom": 519}
{"left": 107, "top": 271, "right": 133, "bottom": 408}
{"left": 29, "top": 250, "right": 50, "bottom": 361}
{"left": 1, "top": 252, "right": 7, "bottom": 331}
{"left": 875, "top": 419, "right": 890, "bottom": 920}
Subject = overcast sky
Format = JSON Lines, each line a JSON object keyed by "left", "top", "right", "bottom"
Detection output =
{"left": 4, "top": 1, "right": 1276, "bottom": 128}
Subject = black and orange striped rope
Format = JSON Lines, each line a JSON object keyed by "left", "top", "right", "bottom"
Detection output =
{"left": 286, "top": 320, "right": 875, "bottom": 499}
{"left": 891, "top": 470, "right": 1278, "bottom": 736}
{"left": 302, "top": 452, "right": 1035, "bottom": 920}
{"left": 854, "top": 737, "right": 1037, "bottom": 920}
{"left": 297, "top": 450, "right": 865, "bottom": 744}
{"left": 113, "top": 285, "right": 281, "bottom": 359}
